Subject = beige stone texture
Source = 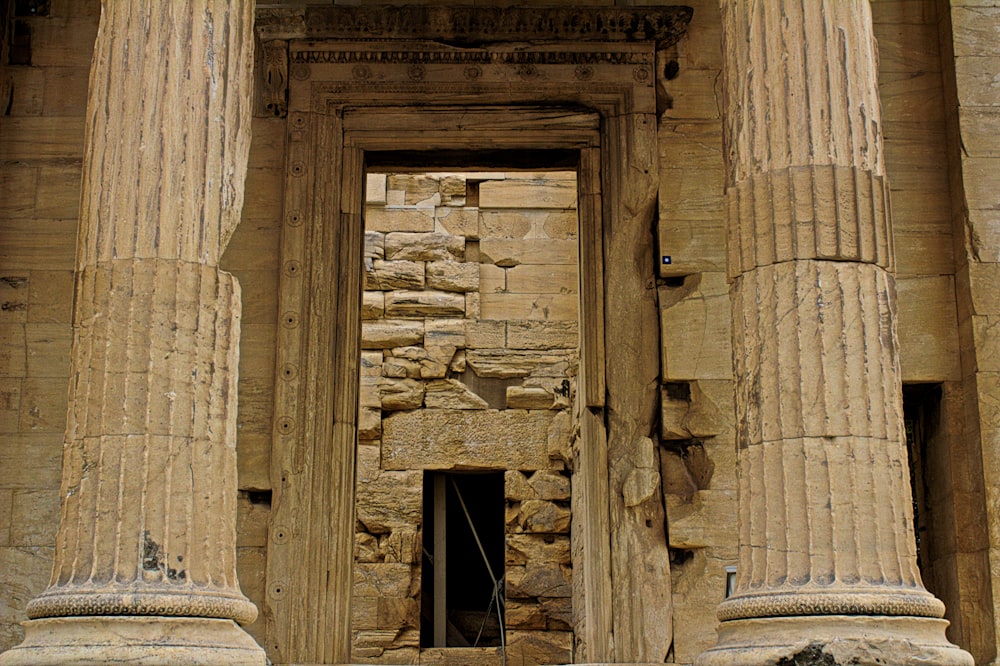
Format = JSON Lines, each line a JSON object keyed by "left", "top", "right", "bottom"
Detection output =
{"left": 546, "top": 411, "right": 574, "bottom": 468}
{"left": 506, "top": 600, "right": 547, "bottom": 630}
{"left": 364, "top": 207, "right": 435, "bottom": 234}
{"left": 358, "top": 407, "right": 382, "bottom": 440}
{"left": 355, "top": 454, "right": 422, "bottom": 535}
{"left": 466, "top": 349, "right": 577, "bottom": 379}
{"left": 685, "top": 380, "right": 734, "bottom": 441}
{"left": 435, "top": 207, "right": 479, "bottom": 238}
{"left": 506, "top": 564, "right": 572, "bottom": 598}
{"left": 362, "top": 320, "right": 424, "bottom": 349}
{"left": 479, "top": 239, "right": 578, "bottom": 268}
{"left": 661, "top": 392, "right": 692, "bottom": 441}
{"left": 664, "top": 490, "right": 736, "bottom": 551}
{"left": 504, "top": 630, "right": 573, "bottom": 665}
{"left": 355, "top": 533, "right": 381, "bottom": 564}
{"left": 944, "top": 6, "right": 1000, "bottom": 657}
{"left": 481, "top": 293, "right": 578, "bottom": 322}
{"left": 366, "top": 173, "right": 387, "bottom": 205}
{"left": 383, "top": 528, "right": 420, "bottom": 565}
{"left": 506, "top": 320, "right": 578, "bottom": 350}
{"left": 425, "top": 260, "right": 479, "bottom": 293}
{"left": 505, "top": 471, "right": 536, "bottom": 501}
{"left": 382, "top": 357, "right": 421, "bottom": 379}
{"left": 385, "top": 232, "right": 465, "bottom": 262}
{"left": 387, "top": 174, "right": 441, "bottom": 207}
{"left": 362, "top": 291, "right": 385, "bottom": 320}
{"left": 365, "top": 231, "right": 386, "bottom": 261}
{"left": 424, "top": 318, "right": 466, "bottom": 348}
{"left": 897, "top": 275, "right": 962, "bottom": 381}
{"left": 506, "top": 386, "right": 554, "bottom": 409}
{"left": 382, "top": 409, "right": 553, "bottom": 471}
{"left": 465, "top": 320, "right": 506, "bottom": 348}
{"left": 366, "top": 259, "right": 425, "bottom": 291}
{"left": 353, "top": 563, "right": 416, "bottom": 598}
{"left": 527, "top": 472, "right": 571, "bottom": 501}
{"left": 505, "top": 264, "right": 579, "bottom": 296}
{"left": 384, "top": 290, "right": 466, "bottom": 318}
{"left": 465, "top": 291, "right": 482, "bottom": 319}
{"left": 658, "top": 120, "right": 726, "bottom": 278}
{"left": 510, "top": 500, "right": 572, "bottom": 534}
{"left": 419, "top": 647, "right": 500, "bottom": 665}
{"left": 479, "top": 178, "right": 577, "bottom": 210}
{"left": 377, "top": 378, "right": 425, "bottom": 411}
{"left": 659, "top": 272, "right": 732, "bottom": 381}
{"left": 479, "top": 210, "right": 577, "bottom": 241}
{"left": 422, "top": 378, "right": 488, "bottom": 410}
{"left": 3, "top": 617, "right": 267, "bottom": 666}
{"left": 506, "top": 535, "right": 572, "bottom": 567}
{"left": 479, "top": 264, "right": 506, "bottom": 294}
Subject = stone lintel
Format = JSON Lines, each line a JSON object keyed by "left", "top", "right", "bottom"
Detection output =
{"left": 256, "top": 6, "right": 694, "bottom": 49}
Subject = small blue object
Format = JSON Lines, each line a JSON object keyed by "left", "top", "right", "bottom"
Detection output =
{"left": 662, "top": 256, "right": 672, "bottom": 265}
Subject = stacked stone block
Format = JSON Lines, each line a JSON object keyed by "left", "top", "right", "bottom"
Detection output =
{"left": 0, "top": 1, "right": 93, "bottom": 652}
{"left": 352, "top": 172, "right": 578, "bottom": 665}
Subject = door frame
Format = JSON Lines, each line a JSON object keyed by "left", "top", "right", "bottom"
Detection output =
{"left": 265, "top": 36, "right": 671, "bottom": 664}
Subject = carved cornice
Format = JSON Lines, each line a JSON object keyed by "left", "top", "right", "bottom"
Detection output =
{"left": 256, "top": 6, "right": 694, "bottom": 49}
{"left": 290, "top": 47, "right": 652, "bottom": 67}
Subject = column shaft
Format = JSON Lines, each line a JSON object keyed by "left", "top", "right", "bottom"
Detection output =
{"left": 700, "top": 1, "right": 971, "bottom": 664}
{"left": 0, "top": 1, "right": 264, "bottom": 664}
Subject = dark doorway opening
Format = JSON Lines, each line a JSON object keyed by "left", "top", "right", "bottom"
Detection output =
{"left": 902, "top": 383, "right": 943, "bottom": 592}
{"left": 421, "top": 471, "right": 505, "bottom": 648}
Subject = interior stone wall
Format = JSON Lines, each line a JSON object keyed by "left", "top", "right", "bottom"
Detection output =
{"left": 0, "top": 2, "right": 996, "bottom": 663}
{"left": 352, "top": 172, "right": 577, "bottom": 665}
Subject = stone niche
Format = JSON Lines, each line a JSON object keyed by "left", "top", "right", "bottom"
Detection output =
{"left": 353, "top": 171, "right": 578, "bottom": 665}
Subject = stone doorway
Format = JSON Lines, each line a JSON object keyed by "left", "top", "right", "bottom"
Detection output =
{"left": 259, "top": 18, "right": 687, "bottom": 662}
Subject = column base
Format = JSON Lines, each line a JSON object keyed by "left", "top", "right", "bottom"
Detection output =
{"left": 696, "top": 615, "right": 973, "bottom": 666}
{"left": 0, "top": 616, "right": 267, "bottom": 666}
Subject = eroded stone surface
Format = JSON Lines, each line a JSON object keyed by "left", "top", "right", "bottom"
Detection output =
{"left": 382, "top": 409, "right": 553, "bottom": 471}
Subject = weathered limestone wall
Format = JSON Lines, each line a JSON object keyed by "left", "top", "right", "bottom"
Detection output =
{"left": 0, "top": 2, "right": 996, "bottom": 664}
{"left": 654, "top": 2, "right": 733, "bottom": 662}
{"left": 223, "top": 115, "right": 286, "bottom": 648}
{"left": 0, "top": 0, "right": 95, "bottom": 652}
{"left": 938, "top": 0, "right": 1000, "bottom": 662}
{"left": 352, "top": 172, "right": 577, "bottom": 665}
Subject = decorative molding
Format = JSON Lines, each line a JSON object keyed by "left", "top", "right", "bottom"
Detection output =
{"left": 255, "top": 39, "right": 288, "bottom": 118}
{"left": 257, "top": 6, "right": 693, "bottom": 48}
{"left": 290, "top": 47, "right": 653, "bottom": 67}
{"left": 26, "top": 589, "right": 259, "bottom": 626}
{"left": 285, "top": 41, "right": 657, "bottom": 117}
{"left": 718, "top": 589, "right": 945, "bottom": 622}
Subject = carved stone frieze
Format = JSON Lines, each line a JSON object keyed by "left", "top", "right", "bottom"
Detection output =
{"left": 255, "top": 39, "right": 288, "bottom": 118}
{"left": 257, "top": 6, "right": 693, "bottom": 49}
{"left": 286, "top": 41, "right": 657, "bottom": 117}
{"left": 290, "top": 47, "right": 653, "bottom": 67}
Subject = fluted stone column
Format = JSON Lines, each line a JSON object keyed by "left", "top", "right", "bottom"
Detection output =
{"left": 0, "top": 2, "right": 265, "bottom": 664}
{"left": 698, "top": 2, "right": 973, "bottom": 665}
